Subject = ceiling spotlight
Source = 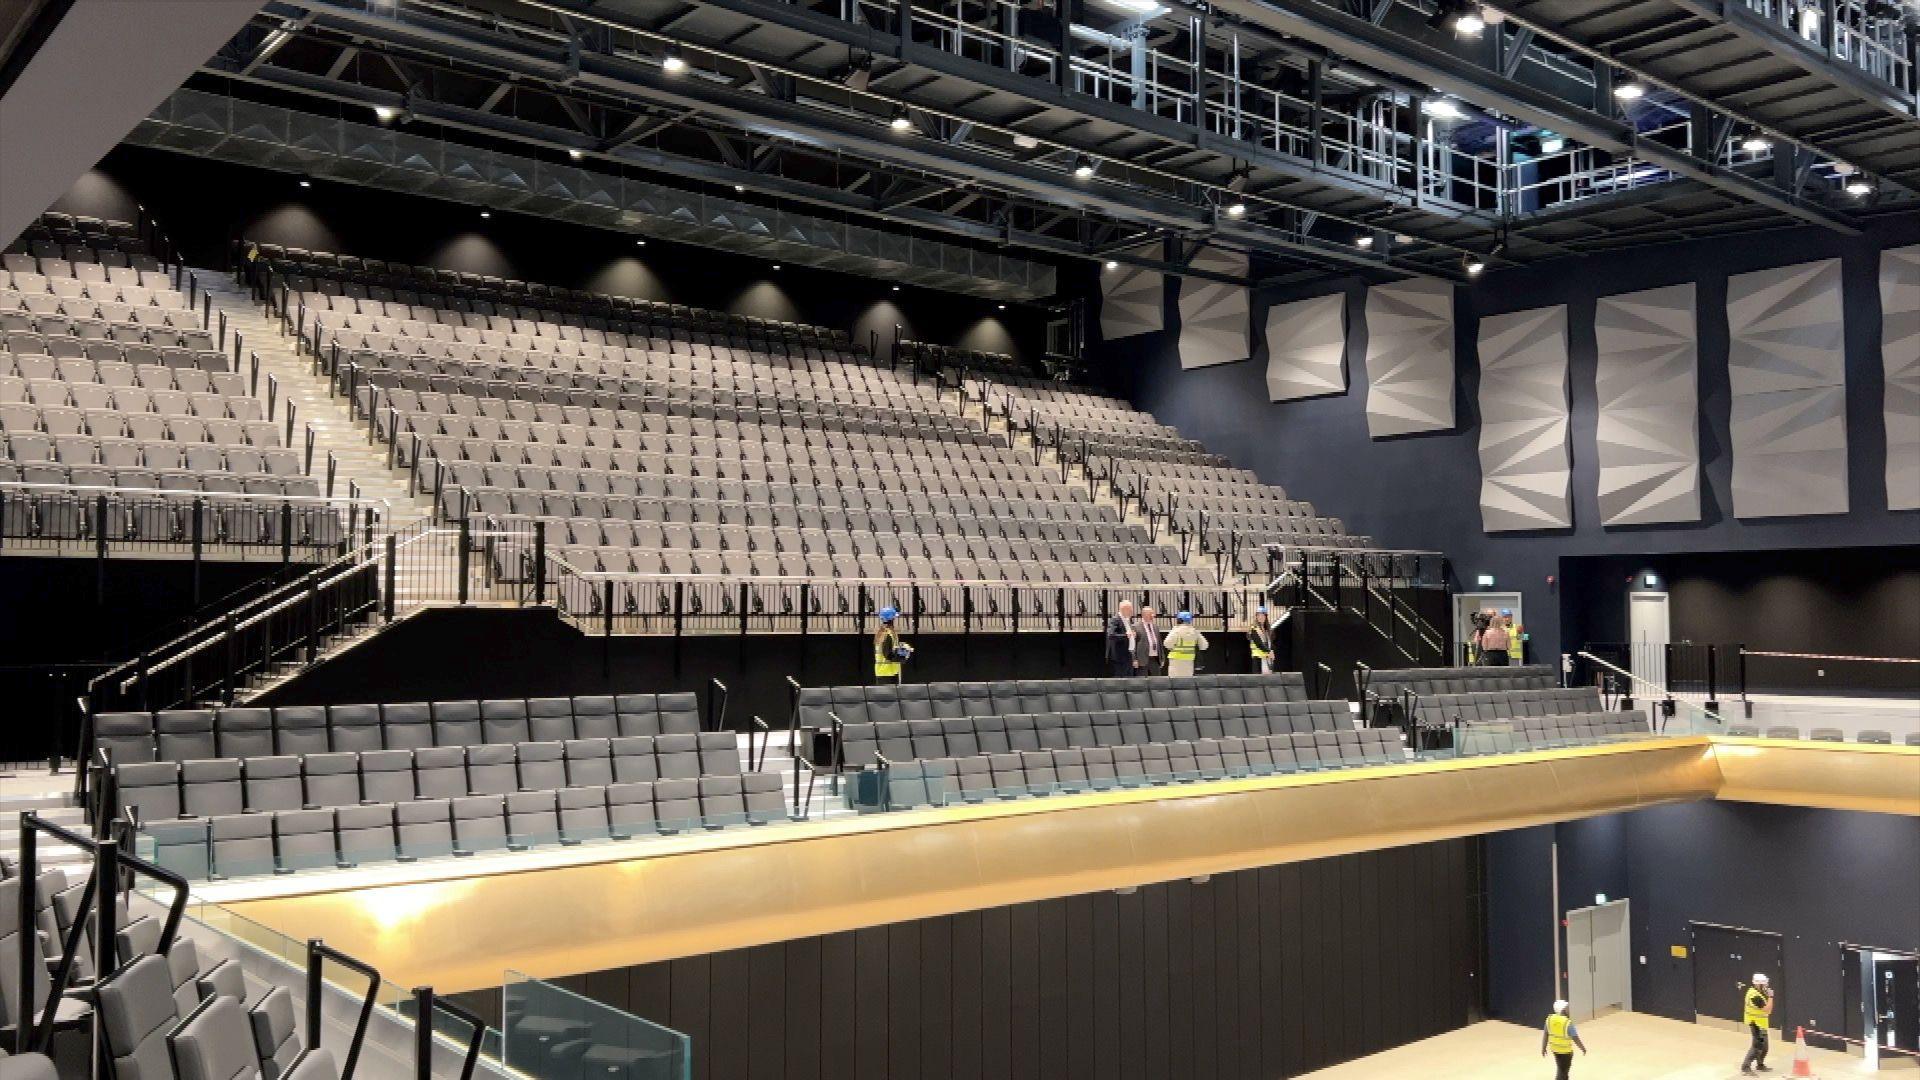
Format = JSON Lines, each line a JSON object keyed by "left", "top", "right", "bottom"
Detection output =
{"left": 1464, "top": 255, "right": 1486, "bottom": 276}
{"left": 662, "top": 45, "right": 687, "bottom": 74}
{"left": 479, "top": 210, "right": 491, "bottom": 219}
{"left": 568, "top": 148, "right": 584, "bottom": 161}
{"left": 1224, "top": 200, "right": 1247, "bottom": 218}
{"left": 997, "top": 304, "right": 1006, "bottom": 310}
{"left": 891, "top": 285, "right": 900, "bottom": 291}
{"left": 1104, "top": 259, "right": 1120, "bottom": 270}
{"left": 1073, "top": 155, "right": 1096, "bottom": 179}
{"left": 1845, "top": 178, "right": 1874, "bottom": 197}
{"left": 1395, "top": 233, "right": 1416, "bottom": 244}
{"left": 372, "top": 105, "right": 400, "bottom": 123}
{"left": 1741, "top": 134, "right": 1772, "bottom": 154}
{"left": 1540, "top": 135, "right": 1566, "bottom": 154}
{"left": 1355, "top": 234, "right": 1374, "bottom": 248}
{"left": 1613, "top": 81, "right": 1647, "bottom": 102}
{"left": 889, "top": 105, "right": 914, "bottom": 132}
{"left": 1454, "top": 10, "right": 1486, "bottom": 36}
{"left": 298, "top": 179, "right": 311, "bottom": 188}
{"left": 733, "top": 184, "right": 745, "bottom": 193}
{"left": 1421, "top": 98, "right": 1467, "bottom": 120}
{"left": 1012, "top": 133, "right": 1040, "bottom": 150}
{"left": 1428, "top": 1, "right": 1484, "bottom": 37}
{"left": 635, "top": 239, "right": 646, "bottom": 247}
{"left": 771, "top": 263, "right": 781, "bottom": 271}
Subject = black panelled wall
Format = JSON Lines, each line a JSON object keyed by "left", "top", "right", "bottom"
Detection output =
{"left": 48, "top": 147, "right": 1048, "bottom": 363}
{"left": 454, "top": 839, "right": 1484, "bottom": 1080}
{"left": 1090, "top": 215, "right": 1920, "bottom": 664}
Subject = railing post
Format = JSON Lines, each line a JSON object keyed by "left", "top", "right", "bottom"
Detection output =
{"left": 412, "top": 987, "right": 434, "bottom": 1080}
{"left": 305, "top": 576, "right": 320, "bottom": 664}
{"left": 456, "top": 517, "right": 471, "bottom": 604}
{"left": 1705, "top": 645, "right": 1720, "bottom": 716}
{"left": 222, "top": 613, "right": 236, "bottom": 705}
{"left": 190, "top": 498, "right": 204, "bottom": 606}
{"left": 250, "top": 350, "right": 260, "bottom": 398}
{"left": 285, "top": 402, "right": 297, "bottom": 450}
{"left": 383, "top": 534, "right": 398, "bottom": 622}
{"left": 280, "top": 502, "right": 293, "bottom": 564}
{"left": 16, "top": 816, "right": 34, "bottom": 1054}
{"left": 266, "top": 373, "right": 278, "bottom": 421}
{"left": 233, "top": 331, "right": 242, "bottom": 376}
{"left": 603, "top": 579, "right": 615, "bottom": 677}
{"left": 532, "top": 520, "right": 546, "bottom": 605}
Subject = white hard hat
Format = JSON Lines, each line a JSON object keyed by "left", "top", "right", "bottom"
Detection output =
{"left": 1552, "top": 999, "right": 1569, "bottom": 1014}
{"left": 1752, "top": 973, "right": 1770, "bottom": 987}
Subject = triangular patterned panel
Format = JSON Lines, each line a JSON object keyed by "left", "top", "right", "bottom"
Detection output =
{"left": 1363, "top": 276, "right": 1454, "bottom": 437}
{"left": 1099, "top": 253, "right": 1164, "bottom": 341}
{"left": 1596, "top": 283, "right": 1699, "bottom": 525}
{"left": 1477, "top": 305, "right": 1570, "bottom": 530}
{"left": 1880, "top": 244, "right": 1920, "bottom": 510}
{"left": 1178, "top": 246, "right": 1248, "bottom": 369}
{"left": 1263, "top": 293, "right": 1345, "bottom": 401}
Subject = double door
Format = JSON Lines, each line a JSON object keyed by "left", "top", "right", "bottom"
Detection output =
{"left": 1566, "top": 899, "right": 1631, "bottom": 1020}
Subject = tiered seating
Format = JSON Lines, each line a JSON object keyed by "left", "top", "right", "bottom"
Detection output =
{"left": 899, "top": 340, "right": 1035, "bottom": 383}
{"left": 0, "top": 219, "right": 341, "bottom": 550}
{"left": 264, "top": 244, "right": 1244, "bottom": 615}
{"left": 98, "top": 690, "right": 788, "bottom": 879}
{"left": 1724, "top": 724, "right": 1909, "bottom": 744}
{"left": 795, "top": 672, "right": 1310, "bottom": 730}
{"left": 257, "top": 243, "right": 855, "bottom": 352}
{"left": 972, "top": 373, "right": 1373, "bottom": 563}
{"left": 8, "top": 211, "right": 162, "bottom": 269}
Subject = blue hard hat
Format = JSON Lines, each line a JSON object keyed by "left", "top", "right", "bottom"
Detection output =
{"left": 1255, "top": 606, "right": 1268, "bottom": 615}
{"left": 877, "top": 606, "right": 898, "bottom": 622}
{"left": 1500, "top": 608, "right": 1513, "bottom": 617}
{"left": 1176, "top": 610, "right": 1193, "bottom": 623}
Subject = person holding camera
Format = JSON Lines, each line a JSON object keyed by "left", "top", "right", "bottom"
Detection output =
{"left": 1741, "top": 973, "right": 1775, "bottom": 1074}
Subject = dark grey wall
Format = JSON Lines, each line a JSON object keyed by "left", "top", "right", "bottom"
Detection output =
{"left": 1486, "top": 802, "right": 1920, "bottom": 1035}
{"left": 48, "top": 146, "right": 1047, "bottom": 362}
{"left": 1091, "top": 215, "right": 1920, "bottom": 660}
{"left": 452, "top": 838, "right": 1484, "bottom": 1080}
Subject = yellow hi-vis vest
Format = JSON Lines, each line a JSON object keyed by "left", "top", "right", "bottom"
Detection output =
{"left": 1248, "top": 629, "right": 1271, "bottom": 659}
{"left": 1508, "top": 623, "right": 1524, "bottom": 660}
{"left": 874, "top": 631, "right": 902, "bottom": 678}
{"left": 1545, "top": 1014, "right": 1574, "bottom": 1054}
{"left": 1744, "top": 987, "right": 1771, "bottom": 1027}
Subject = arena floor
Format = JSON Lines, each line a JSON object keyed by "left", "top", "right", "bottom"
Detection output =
{"left": 1299, "top": 1011, "right": 1884, "bottom": 1078}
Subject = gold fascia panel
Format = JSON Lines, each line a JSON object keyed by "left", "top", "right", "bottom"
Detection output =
{"left": 221, "top": 739, "right": 1720, "bottom": 994}
{"left": 1709, "top": 737, "right": 1920, "bottom": 815}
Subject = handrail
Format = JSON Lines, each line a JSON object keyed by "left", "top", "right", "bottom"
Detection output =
{"left": 0, "top": 479, "right": 389, "bottom": 512}
{"left": 308, "top": 940, "right": 382, "bottom": 1080}
{"left": 1739, "top": 649, "right": 1920, "bottom": 664}
{"left": 411, "top": 986, "right": 485, "bottom": 1080}
{"left": 1575, "top": 650, "right": 1726, "bottom": 727}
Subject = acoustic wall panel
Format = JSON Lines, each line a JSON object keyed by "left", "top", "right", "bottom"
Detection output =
{"left": 1177, "top": 246, "right": 1249, "bottom": 369}
{"left": 1476, "top": 305, "right": 1571, "bottom": 530}
{"left": 1098, "top": 261, "right": 1164, "bottom": 341}
{"left": 1727, "top": 259, "right": 1849, "bottom": 518}
{"left": 1363, "top": 276, "right": 1455, "bottom": 436}
{"left": 1594, "top": 284, "right": 1701, "bottom": 526}
{"left": 1263, "top": 293, "right": 1347, "bottom": 401}
{"left": 1880, "top": 244, "right": 1920, "bottom": 510}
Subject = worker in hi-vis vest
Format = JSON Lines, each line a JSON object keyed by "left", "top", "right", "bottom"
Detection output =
{"left": 1161, "top": 611, "right": 1210, "bottom": 677}
{"left": 1503, "top": 607, "right": 1525, "bottom": 663}
{"left": 1741, "top": 973, "right": 1775, "bottom": 1074}
{"left": 1246, "top": 607, "right": 1275, "bottom": 674}
{"left": 1540, "top": 999, "right": 1586, "bottom": 1080}
{"left": 872, "top": 607, "right": 912, "bottom": 682}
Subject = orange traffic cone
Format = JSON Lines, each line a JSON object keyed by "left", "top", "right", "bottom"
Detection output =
{"left": 1791, "top": 1027, "right": 1815, "bottom": 1077}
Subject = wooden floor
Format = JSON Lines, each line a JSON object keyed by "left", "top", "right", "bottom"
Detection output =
{"left": 1299, "top": 1011, "right": 1880, "bottom": 1079}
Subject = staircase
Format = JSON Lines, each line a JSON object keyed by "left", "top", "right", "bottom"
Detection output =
{"left": 195, "top": 269, "right": 432, "bottom": 529}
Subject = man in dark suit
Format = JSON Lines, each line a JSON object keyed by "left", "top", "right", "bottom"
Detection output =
{"left": 1105, "top": 600, "right": 1137, "bottom": 677}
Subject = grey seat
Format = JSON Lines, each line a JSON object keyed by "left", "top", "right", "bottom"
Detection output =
{"left": 243, "top": 755, "right": 303, "bottom": 812}
{"left": 273, "top": 706, "right": 330, "bottom": 757}
{"left": 302, "top": 752, "right": 360, "bottom": 808}
{"left": 452, "top": 794, "right": 510, "bottom": 852}
{"left": 1856, "top": 729, "right": 1892, "bottom": 744}
{"left": 395, "top": 799, "right": 454, "bottom": 860}
{"left": 379, "top": 703, "right": 432, "bottom": 750}
{"left": 181, "top": 758, "right": 244, "bottom": 817}
{"left": 94, "top": 711, "right": 158, "bottom": 764}
{"left": 516, "top": 741, "right": 566, "bottom": 790}
{"left": 275, "top": 808, "right": 338, "bottom": 870}
{"left": 327, "top": 704, "right": 383, "bottom": 752}
{"left": 209, "top": 813, "right": 274, "bottom": 877}
{"left": 96, "top": 953, "right": 178, "bottom": 1080}
{"left": 359, "top": 749, "right": 415, "bottom": 803}
{"left": 527, "top": 698, "right": 575, "bottom": 742}
{"left": 1812, "top": 727, "right": 1846, "bottom": 742}
{"left": 571, "top": 695, "right": 618, "bottom": 739}
{"left": 480, "top": 699, "right": 531, "bottom": 744}
{"left": 116, "top": 761, "right": 182, "bottom": 823}
{"left": 156, "top": 709, "right": 216, "bottom": 762}
{"left": 214, "top": 708, "right": 274, "bottom": 759}
{"left": 336, "top": 803, "right": 397, "bottom": 865}
{"left": 431, "top": 700, "right": 483, "bottom": 746}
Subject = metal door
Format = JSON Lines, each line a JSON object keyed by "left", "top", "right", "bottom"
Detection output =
{"left": 1691, "top": 923, "right": 1783, "bottom": 1028}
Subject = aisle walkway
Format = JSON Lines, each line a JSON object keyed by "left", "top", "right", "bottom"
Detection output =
{"left": 1299, "top": 1012, "right": 1874, "bottom": 1079}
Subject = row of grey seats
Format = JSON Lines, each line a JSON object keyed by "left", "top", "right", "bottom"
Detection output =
{"left": 1, "top": 486, "right": 341, "bottom": 546}
{"left": 2, "top": 353, "right": 238, "bottom": 390}
{"left": 470, "top": 505, "right": 1148, "bottom": 550}
{"left": 1364, "top": 665, "right": 1559, "bottom": 699}
{"left": 1457, "top": 713, "right": 1650, "bottom": 754}
{"left": 1412, "top": 687, "right": 1607, "bottom": 726}
{"left": 795, "top": 672, "right": 1310, "bottom": 731}
{"left": 147, "top": 774, "right": 787, "bottom": 881}
{"left": 115, "top": 732, "right": 743, "bottom": 823}
{"left": 890, "top": 730, "right": 1407, "bottom": 807}
{"left": 93, "top": 690, "right": 703, "bottom": 764}
{"left": 0, "top": 407, "right": 275, "bottom": 446}
{"left": 1724, "top": 724, "right": 1911, "bottom": 744}
{"left": 838, "top": 700, "right": 1357, "bottom": 768}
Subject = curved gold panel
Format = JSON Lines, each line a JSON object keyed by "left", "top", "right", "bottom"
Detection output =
{"left": 1709, "top": 737, "right": 1920, "bottom": 815}
{"left": 221, "top": 739, "right": 1722, "bottom": 994}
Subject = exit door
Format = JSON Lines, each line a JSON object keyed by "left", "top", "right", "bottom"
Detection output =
{"left": 1566, "top": 899, "right": 1632, "bottom": 1020}
{"left": 1628, "top": 592, "right": 1671, "bottom": 692}
{"left": 1844, "top": 946, "right": 1920, "bottom": 1066}
{"left": 1691, "top": 923, "right": 1784, "bottom": 1030}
